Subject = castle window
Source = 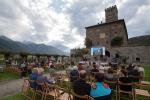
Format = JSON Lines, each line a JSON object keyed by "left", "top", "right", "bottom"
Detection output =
{"left": 114, "top": 32, "right": 118, "bottom": 36}
{"left": 99, "top": 33, "right": 106, "bottom": 38}
{"left": 89, "top": 30, "right": 93, "bottom": 33}
{"left": 97, "top": 41, "right": 99, "bottom": 45}
{"left": 106, "top": 40, "right": 108, "bottom": 44}
{"left": 96, "top": 29, "right": 100, "bottom": 32}
{"left": 136, "top": 57, "right": 140, "bottom": 62}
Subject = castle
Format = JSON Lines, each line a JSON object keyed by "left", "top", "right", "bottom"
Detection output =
{"left": 85, "top": 5, "right": 150, "bottom": 64}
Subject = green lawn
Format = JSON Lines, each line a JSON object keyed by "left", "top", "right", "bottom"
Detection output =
{"left": 0, "top": 71, "right": 19, "bottom": 82}
{"left": 0, "top": 93, "right": 26, "bottom": 100}
{"left": 144, "top": 65, "right": 150, "bottom": 77}
{"left": 1, "top": 65, "right": 150, "bottom": 100}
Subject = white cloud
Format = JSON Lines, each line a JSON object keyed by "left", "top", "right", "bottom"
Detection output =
{"left": 0, "top": 0, "right": 149, "bottom": 50}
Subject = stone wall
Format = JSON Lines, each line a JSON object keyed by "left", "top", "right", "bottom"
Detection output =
{"left": 86, "top": 21, "right": 128, "bottom": 49}
{"left": 86, "top": 25, "right": 110, "bottom": 48}
{"left": 111, "top": 46, "right": 150, "bottom": 64}
{"left": 105, "top": 5, "right": 118, "bottom": 23}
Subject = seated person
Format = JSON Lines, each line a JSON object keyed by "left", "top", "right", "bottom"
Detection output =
{"left": 91, "top": 62, "right": 99, "bottom": 76}
{"left": 117, "top": 66, "right": 127, "bottom": 77}
{"left": 37, "top": 68, "right": 53, "bottom": 84}
{"left": 70, "top": 66, "right": 79, "bottom": 83}
{"left": 29, "top": 68, "right": 39, "bottom": 89}
{"left": 73, "top": 70, "right": 91, "bottom": 100}
{"left": 90, "top": 73, "right": 111, "bottom": 100}
{"left": 49, "top": 72, "right": 56, "bottom": 84}
{"left": 78, "top": 62, "right": 84, "bottom": 71}
{"left": 105, "top": 68, "right": 118, "bottom": 81}
{"left": 126, "top": 64, "right": 134, "bottom": 72}
{"left": 128, "top": 69, "right": 140, "bottom": 82}
{"left": 119, "top": 71, "right": 132, "bottom": 92}
{"left": 137, "top": 65, "right": 144, "bottom": 77}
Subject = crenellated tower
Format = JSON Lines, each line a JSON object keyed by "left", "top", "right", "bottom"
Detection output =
{"left": 105, "top": 5, "right": 118, "bottom": 23}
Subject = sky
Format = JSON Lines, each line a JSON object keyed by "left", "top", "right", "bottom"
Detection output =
{"left": 0, "top": 0, "right": 150, "bottom": 49}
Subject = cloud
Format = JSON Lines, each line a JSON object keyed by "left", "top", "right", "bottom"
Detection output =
{"left": 0, "top": 0, "right": 149, "bottom": 49}
{"left": 118, "top": 0, "right": 150, "bottom": 37}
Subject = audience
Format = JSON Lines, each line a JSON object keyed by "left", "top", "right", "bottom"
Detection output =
{"left": 105, "top": 68, "right": 118, "bottom": 81}
{"left": 78, "top": 63, "right": 84, "bottom": 71}
{"left": 25, "top": 59, "right": 147, "bottom": 100}
{"left": 37, "top": 68, "right": 53, "bottom": 84}
{"left": 29, "top": 68, "right": 39, "bottom": 89}
{"left": 117, "top": 66, "right": 127, "bottom": 77}
{"left": 91, "top": 62, "right": 99, "bottom": 76}
{"left": 49, "top": 71, "right": 56, "bottom": 84}
{"left": 73, "top": 70, "right": 91, "bottom": 100}
{"left": 126, "top": 63, "right": 134, "bottom": 72}
{"left": 137, "top": 65, "right": 144, "bottom": 77}
{"left": 90, "top": 73, "right": 111, "bottom": 100}
{"left": 128, "top": 69, "right": 141, "bottom": 82}
{"left": 70, "top": 66, "right": 79, "bottom": 83}
{"left": 119, "top": 71, "right": 132, "bottom": 92}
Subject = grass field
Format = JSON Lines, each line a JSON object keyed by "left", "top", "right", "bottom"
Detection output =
{"left": 0, "top": 93, "right": 26, "bottom": 100}
{"left": 0, "top": 71, "right": 19, "bottom": 82}
{"left": 144, "top": 65, "right": 150, "bottom": 77}
{"left": 1, "top": 65, "right": 150, "bottom": 100}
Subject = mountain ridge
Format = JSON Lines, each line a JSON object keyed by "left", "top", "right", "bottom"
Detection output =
{"left": 128, "top": 35, "right": 150, "bottom": 46}
{"left": 0, "top": 36, "right": 68, "bottom": 56}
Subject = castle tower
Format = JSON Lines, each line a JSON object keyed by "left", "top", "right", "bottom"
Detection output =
{"left": 105, "top": 5, "right": 118, "bottom": 23}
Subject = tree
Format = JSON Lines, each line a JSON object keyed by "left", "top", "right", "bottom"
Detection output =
{"left": 73, "top": 48, "right": 89, "bottom": 57}
{"left": 84, "top": 37, "right": 92, "bottom": 48}
{"left": 111, "top": 36, "right": 123, "bottom": 46}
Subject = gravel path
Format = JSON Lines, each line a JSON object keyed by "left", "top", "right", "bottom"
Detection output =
{"left": 0, "top": 70, "right": 66, "bottom": 99}
{"left": 0, "top": 79, "right": 23, "bottom": 99}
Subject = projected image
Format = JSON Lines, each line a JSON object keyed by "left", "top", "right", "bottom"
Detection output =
{"left": 91, "top": 47, "right": 105, "bottom": 56}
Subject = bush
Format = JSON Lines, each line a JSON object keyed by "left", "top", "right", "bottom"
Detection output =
{"left": 111, "top": 36, "right": 123, "bottom": 46}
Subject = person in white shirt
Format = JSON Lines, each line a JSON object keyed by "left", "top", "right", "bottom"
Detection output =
{"left": 137, "top": 65, "right": 144, "bottom": 77}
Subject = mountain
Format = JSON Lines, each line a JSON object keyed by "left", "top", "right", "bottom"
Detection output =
{"left": 51, "top": 44, "right": 70, "bottom": 53}
{"left": 128, "top": 35, "right": 150, "bottom": 46}
{"left": 0, "top": 36, "right": 67, "bottom": 56}
{"left": 24, "top": 43, "right": 67, "bottom": 55}
{"left": 0, "top": 36, "right": 26, "bottom": 53}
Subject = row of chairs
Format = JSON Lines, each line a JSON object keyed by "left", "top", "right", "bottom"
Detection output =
{"left": 66, "top": 70, "right": 150, "bottom": 100}
{"left": 22, "top": 78, "right": 94, "bottom": 100}
{"left": 5, "top": 67, "right": 21, "bottom": 75}
{"left": 104, "top": 79, "right": 150, "bottom": 100}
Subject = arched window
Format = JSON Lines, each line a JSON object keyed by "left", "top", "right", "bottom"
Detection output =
{"left": 136, "top": 57, "right": 140, "bottom": 62}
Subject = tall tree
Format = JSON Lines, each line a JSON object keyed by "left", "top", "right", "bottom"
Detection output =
{"left": 84, "top": 37, "right": 92, "bottom": 48}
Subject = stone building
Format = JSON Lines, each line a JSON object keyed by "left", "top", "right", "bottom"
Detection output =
{"left": 85, "top": 5, "right": 150, "bottom": 64}
{"left": 86, "top": 5, "right": 128, "bottom": 49}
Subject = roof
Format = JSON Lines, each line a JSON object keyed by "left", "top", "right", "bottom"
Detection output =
{"left": 86, "top": 19, "right": 123, "bottom": 28}
{"left": 85, "top": 19, "right": 128, "bottom": 40}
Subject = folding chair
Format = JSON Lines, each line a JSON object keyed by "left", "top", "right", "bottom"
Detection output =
{"left": 70, "top": 91, "right": 94, "bottom": 100}
{"left": 55, "top": 85, "right": 72, "bottom": 100}
{"left": 43, "top": 83, "right": 57, "bottom": 100}
{"left": 35, "top": 81, "right": 46, "bottom": 100}
{"left": 104, "top": 80, "right": 118, "bottom": 100}
{"left": 22, "top": 78, "right": 35, "bottom": 100}
{"left": 129, "top": 76, "right": 142, "bottom": 83}
{"left": 118, "top": 81, "right": 135, "bottom": 100}
{"left": 134, "top": 83, "right": 150, "bottom": 100}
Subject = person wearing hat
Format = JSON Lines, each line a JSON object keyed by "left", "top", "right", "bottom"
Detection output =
{"left": 37, "top": 68, "right": 53, "bottom": 84}
{"left": 29, "top": 68, "right": 39, "bottom": 89}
